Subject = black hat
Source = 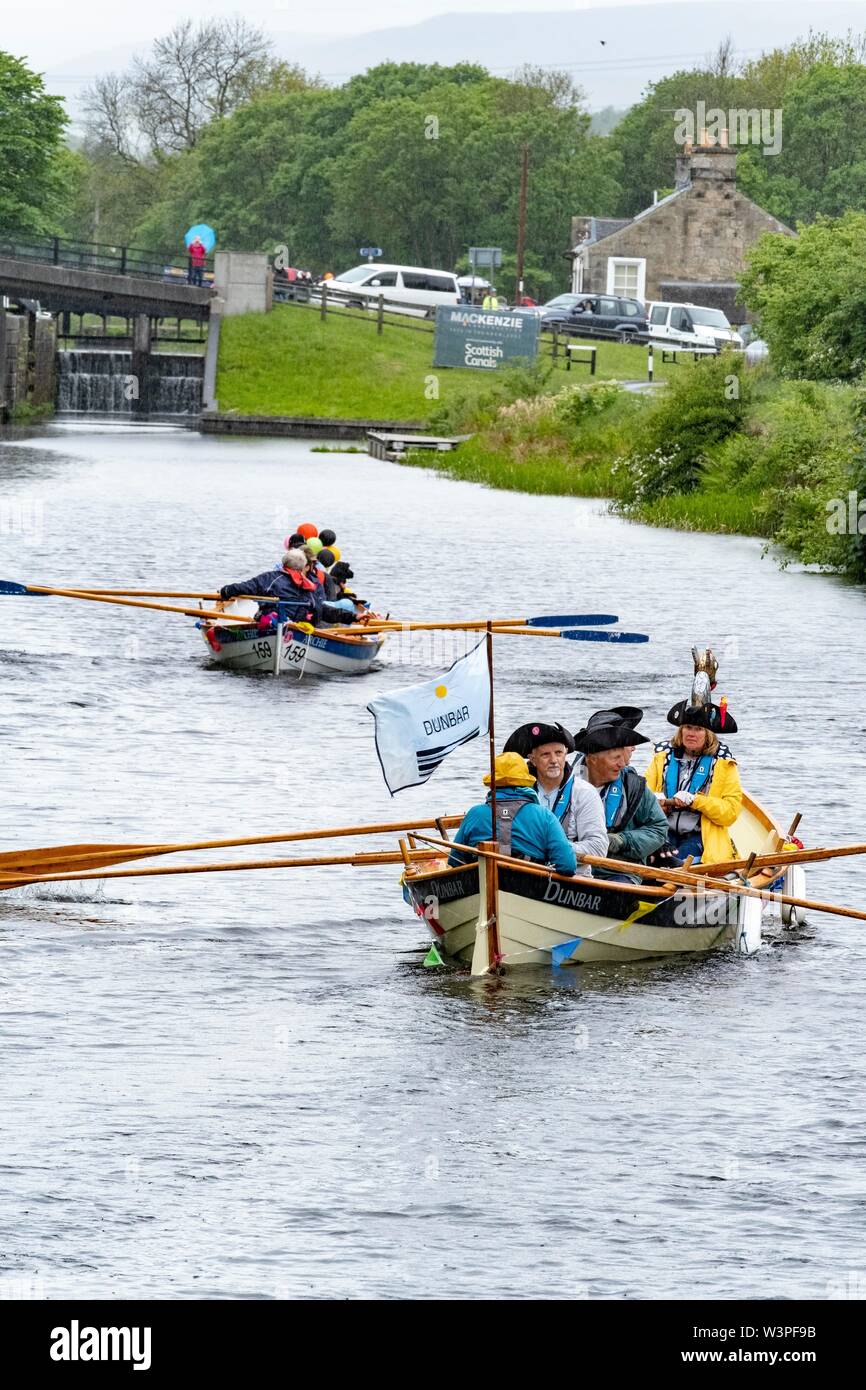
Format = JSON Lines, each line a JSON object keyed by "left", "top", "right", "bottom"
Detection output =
{"left": 288, "top": 533, "right": 305, "bottom": 548}
{"left": 667, "top": 699, "right": 738, "bottom": 734}
{"left": 573, "top": 707, "right": 649, "bottom": 754}
{"left": 503, "top": 721, "right": 575, "bottom": 758}
{"left": 318, "top": 548, "right": 336, "bottom": 567}
{"left": 330, "top": 561, "right": 354, "bottom": 584}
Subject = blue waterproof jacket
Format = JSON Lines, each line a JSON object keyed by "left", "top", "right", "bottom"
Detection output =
{"left": 448, "top": 786, "right": 577, "bottom": 875}
{"left": 219, "top": 567, "right": 353, "bottom": 625}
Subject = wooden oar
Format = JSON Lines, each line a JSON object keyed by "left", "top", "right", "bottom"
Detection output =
{"left": 0, "top": 582, "right": 251, "bottom": 623}
{"left": 412, "top": 834, "right": 866, "bottom": 926}
{"left": 699, "top": 841, "right": 866, "bottom": 877}
{"left": 0, "top": 815, "right": 464, "bottom": 880}
{"left": 331, "top": 621, "right": 649, "bottom": 643}
{"left": 0, "top": 847, "right": 442, "bottom": 891}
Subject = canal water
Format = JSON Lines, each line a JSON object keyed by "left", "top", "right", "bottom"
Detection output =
{"left": 0, "top": 423, "right": 864, "bottom": 1300}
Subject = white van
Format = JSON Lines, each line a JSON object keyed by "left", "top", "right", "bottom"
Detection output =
{"left": 647, "top": 302, "right": 744, "bottom": 351}
{"left": 324, "top": 263, "right": 461, "bottom": 316}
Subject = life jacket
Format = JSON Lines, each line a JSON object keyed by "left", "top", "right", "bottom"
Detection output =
{"left": 659, "top": 740, "right": 733, "bottom": 800}
{"left": 284, "top": 568, "right": 317, "bottom": 592}
{"left": 493, "top": 792, "right": 536, "bottom": 858}
{"left": 574, "top": 755, "right": 645, "bottom": 830}
{"left": 535, "top": 767, "right": 575, "bottom": 824}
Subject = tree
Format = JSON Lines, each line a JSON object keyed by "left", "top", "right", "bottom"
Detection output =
{"left": 83, "top": 18, "right": 274, "bottom": 160}
{"left": 0, "top": 50, "right": 69, "bottom": 233}
{"left": 740, "top": 211, "right": 866, "bottom": 380}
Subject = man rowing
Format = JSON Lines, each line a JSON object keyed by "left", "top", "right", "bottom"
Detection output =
{"left": 572, "top": 707, "right": 668, "bottom": 881}
{"left": 218, "top": 549, "right": 368, "bottom": 627}
{"left": 503, "top": 721, "right": 608, "bottom": 863}
{"left": 447, "top": 753, "right": 577, "bottom": 875}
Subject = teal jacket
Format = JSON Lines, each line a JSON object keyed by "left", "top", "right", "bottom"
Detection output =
{"left": 448, "top": 786, "right": 577, "bottom": 875}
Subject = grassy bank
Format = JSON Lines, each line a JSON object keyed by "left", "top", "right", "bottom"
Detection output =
{"left": 405, "top": 358, "right": 865, "bottom": 576}
{"left": 215, "top": 302, "right": 681, "bottom": 420}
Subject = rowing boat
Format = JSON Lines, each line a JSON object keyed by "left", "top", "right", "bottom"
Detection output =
{"left": 197, "top": 598, "right": 385, "bottom": 676}
{"left": 401, "top": 795, "right": 807, "bottom": 967}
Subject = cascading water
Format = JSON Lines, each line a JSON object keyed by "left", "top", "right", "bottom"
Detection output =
{"left": 56, "top": 350, "right": 203, "bottom": 416}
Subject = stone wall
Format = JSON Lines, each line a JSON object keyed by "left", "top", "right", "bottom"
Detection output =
{"left": 0, "top": 311, "right": 57, "bottom": 412}
{"left": 582, "top": 183, "right": 793, "bottom": 304}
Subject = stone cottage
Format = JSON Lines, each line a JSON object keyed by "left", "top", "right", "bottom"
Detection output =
{"left": 568, "top": 138, "right": 793, "bottom": 324}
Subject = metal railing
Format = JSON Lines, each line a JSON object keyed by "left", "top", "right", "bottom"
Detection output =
{"left": 0, "top": 229, "right": 213, "bottom": 283}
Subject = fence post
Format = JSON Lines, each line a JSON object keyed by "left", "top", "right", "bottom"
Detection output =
{"left": 120, "top": 246, "right": 127, "bottom": 274}
{"left": 377, "top": 292, "right": 384, "bottom": 335}
{"left": 320, "top": 283, "right": 328, "bottom": 321}
{"left": 647, "top": 343, "right": 654, "bottom": 383}
{"left": 52, "top": 237, "right": 60, "bottom": 266}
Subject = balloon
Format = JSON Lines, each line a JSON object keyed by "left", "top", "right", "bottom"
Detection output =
{"left": 306, "top": 536, "right": 323, "bottom": 553}
{"left": 297, "top": 522, "right": 318, "bottom": 539}
{"left": 329, "top": 545, "right": 341, "bottom": 562}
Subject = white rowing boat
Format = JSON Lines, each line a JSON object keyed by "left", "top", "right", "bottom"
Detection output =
{"left": 402, "top": 795, "right": 807, "bottom": 968}
{"left": 197, "top": 598, "right": 384, "bottom": 676}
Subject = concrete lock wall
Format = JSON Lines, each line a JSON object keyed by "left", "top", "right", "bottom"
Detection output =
{"left": 213, "top": 253, "right": 272, "bottom": 316}
{"left": 1, "top": 312, "right": 57, "bottom": 412}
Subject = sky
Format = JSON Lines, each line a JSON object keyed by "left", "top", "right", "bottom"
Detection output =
{"left": 7, "top": 0, "right": 695, "bottom": 73}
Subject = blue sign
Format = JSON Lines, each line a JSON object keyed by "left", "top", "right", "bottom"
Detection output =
{"left": 360, "top": 247, "right": 383, "bottom": 259}
{"left": 433, "top": 306, "right": 539, "bottom": 370}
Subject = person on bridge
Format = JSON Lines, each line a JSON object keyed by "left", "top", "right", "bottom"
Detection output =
{"left": 188, "top": 237, "right": 206, "bottom": 286}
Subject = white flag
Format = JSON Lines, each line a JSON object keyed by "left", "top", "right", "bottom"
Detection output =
{"left": 367, "top": 638, "right": 491, "bottom": 794}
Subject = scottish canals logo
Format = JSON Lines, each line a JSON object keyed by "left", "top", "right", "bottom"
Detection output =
{"left": 463, "top": 339, "right": 502, "bottom": 369}
{"left": 50, "top": 1320, "right": 152, "bottom": 1371}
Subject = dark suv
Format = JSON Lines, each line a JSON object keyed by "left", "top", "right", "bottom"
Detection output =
{"left": 545, "top": 294, "right": 648, "bottom": 342}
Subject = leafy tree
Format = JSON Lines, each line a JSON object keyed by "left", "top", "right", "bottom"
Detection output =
{"left": 0, "top": 50, "right": 69, "bottom": 233}
{"left": 740, "top": 211, "right": 866, "bottom": 379}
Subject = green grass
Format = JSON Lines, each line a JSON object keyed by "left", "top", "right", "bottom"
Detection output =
{"left": 215, "top": 302, "right": 685, "bottom": 420}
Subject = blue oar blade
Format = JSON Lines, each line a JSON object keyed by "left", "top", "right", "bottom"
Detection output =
{"left": 561, "top": 628, "right": 649, "bottom": 644}
{"left": 0, "top": 581, "right": 33, "bottom": 595}
{"left": 528, "top": 613, "right": 618, "bottom": 627}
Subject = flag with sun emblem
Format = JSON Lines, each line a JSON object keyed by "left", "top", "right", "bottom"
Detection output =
{"left": 367, "top": 637, "right": 491, "bottom": 794}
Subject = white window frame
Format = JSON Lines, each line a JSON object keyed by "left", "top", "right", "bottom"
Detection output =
{"left": 606, "top": 256, "right": 646, "bottom": 302}
{"left": 571, "top": 252, "right": 585, "bottom": 295}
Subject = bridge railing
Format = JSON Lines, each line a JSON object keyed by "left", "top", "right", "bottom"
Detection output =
{"left": 0, "top": 229, "right": 214, "bottom": 284}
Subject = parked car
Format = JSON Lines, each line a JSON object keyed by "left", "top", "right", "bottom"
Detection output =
{"left": 322, "top": 263, "right": 461, "bottom": 316}
{"left": 513, "top": 292, "right": 586, "bottom": 322}
{"left": 647, "top": 302, "right": 743, "bottom": 351}
{"left": 744, "top": 337, "right": 769, "bottom": 363}
{"left": 546, "top": 294, "right": 648, "bottom": 342}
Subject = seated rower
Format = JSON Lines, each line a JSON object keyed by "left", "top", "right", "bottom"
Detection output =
{"left": 503, "top": 721, "right": 608, "bottom": 864}
{"left": 572, "top": 707, "right": 668, "bottom": 881}
{"left": 218, "top": 549, "right": 363, "bottom": 627}
{"left": 646, "top": 698, "right": 742, "bottom": 865}
{"left": 448, "top": 752, "right": 576, "bottom": 876}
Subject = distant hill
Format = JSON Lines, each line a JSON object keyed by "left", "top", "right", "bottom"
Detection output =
{"left": 47, "top": 1, "right": 866, "bottom": 127}
{"left": 276, "top": 2, "right": 866, "bottom": 105}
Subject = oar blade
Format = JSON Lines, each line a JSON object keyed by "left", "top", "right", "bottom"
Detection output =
{"left": 561, "top": 629, "right": 649, "bottom": 644}
{"left": 527, "top": 613, "right": 618, "bottom": 627}
{"left": 0, "top": 581, "right": 34, "bottom": 596}
{"left": 0, "top": 842, "right": 160, "bottom": 872}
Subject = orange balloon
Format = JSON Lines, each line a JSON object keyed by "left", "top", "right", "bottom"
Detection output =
{"left": 297, "top": 522, "right": 318, "bottom": 539}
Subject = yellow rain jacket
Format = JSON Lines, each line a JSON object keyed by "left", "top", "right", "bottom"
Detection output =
{"left": 646, "top": 743, "right": 743, "bottom": 865}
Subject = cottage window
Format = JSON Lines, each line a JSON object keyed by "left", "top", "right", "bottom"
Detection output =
{"left": 606, "top": 257, "right": 646, "bottom": 301}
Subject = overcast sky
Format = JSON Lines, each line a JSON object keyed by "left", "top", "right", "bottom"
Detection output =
{"left": 9, "top": 0, "right": 693, "bottom": 73}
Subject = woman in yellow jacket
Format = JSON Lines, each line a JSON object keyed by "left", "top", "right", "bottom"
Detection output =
{"left": 645, "top": 698, "right": 742, "bottom": 865}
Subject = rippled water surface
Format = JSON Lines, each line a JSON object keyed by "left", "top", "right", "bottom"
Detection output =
{"left": 1, "top": 423, "right": 864, "bottom": 1300}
